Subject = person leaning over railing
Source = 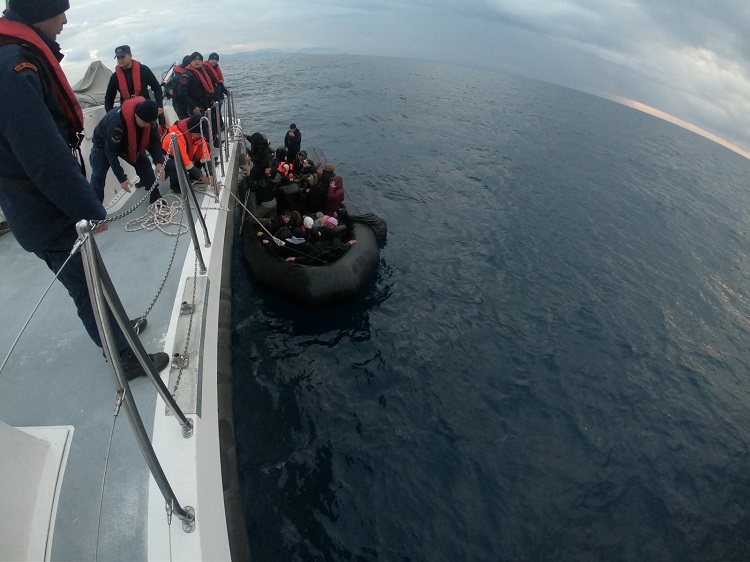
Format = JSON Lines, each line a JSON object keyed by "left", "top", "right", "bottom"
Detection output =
{"left": 0, "top": 0, "right": 168, "bottom": 379}
{"left": 161, "top": 114, "right": 213, "bottom": 193}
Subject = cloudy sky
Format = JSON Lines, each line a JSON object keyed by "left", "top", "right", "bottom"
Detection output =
{"left": 55, "top": 0, "right": 750, "bottom": 153}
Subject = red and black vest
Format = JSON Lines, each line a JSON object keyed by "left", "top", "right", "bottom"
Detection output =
{"left": 203, "top": 62, "right": 224, "bottom": 84}
{"left": 120, "top": 96, "right": 151, "bottom": 164}
{"left": 0, "top": 18, "right": 84, "bottom": 146}
{"left": 115, "top": 59, "right": 142, "bottom": 100}
{"left": 185, "top": 64, "right": 214, "bottom": 94}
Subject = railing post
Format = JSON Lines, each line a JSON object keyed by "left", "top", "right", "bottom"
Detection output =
{"left": 202, "top": 111, "right": 220, "bottom": 198}
{"left": 170, "top": 133, "right": 209, "bottom": 273}
{"left": 215, "top": 104, "right": 225, "bottom": 178}
{"left": 75, "top": 220, "right": 196, "bottom": 533}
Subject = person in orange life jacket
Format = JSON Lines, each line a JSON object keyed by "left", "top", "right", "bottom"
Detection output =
{"left": 161, "top": 114, "right": 212, "bottom": 193}
{"left": 284, "top": 123, "right": 301, "bottom": 164}
{"left": 170, "top": 54, "right": 192, "bottom": 119}
{"left": 90, "top": 98, "right": 165, "bottom": 204}
{"left": 0, "top": 0, "right": 168, "bottom": 379}
{"left": 324, "top": 175, "right": 345, "bottom": 215}
{"left": 183, "top": 52, "right": 213, "bottom": 116}
{"left": 104, "top": 45, "right": 164, "bottom": 119}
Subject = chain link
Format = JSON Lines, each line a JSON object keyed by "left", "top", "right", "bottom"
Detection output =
{"left": 171, "top": 256, "right": 198, "bottom": 397}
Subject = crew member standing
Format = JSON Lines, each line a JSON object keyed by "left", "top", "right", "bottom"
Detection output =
{"left": 104, "top": 45, "right": 164, "bottom": 116}
{"left": 182, "top": 51, "right": 213, "bottom": 116}
{"left": 203, "top": 52, "right": 229, "bottom": 131}
{"left": 90, "top": 97, "right": 165, "bottom": 204}
{"left": 0, "top": 0, "right": 168, "bottom": 379}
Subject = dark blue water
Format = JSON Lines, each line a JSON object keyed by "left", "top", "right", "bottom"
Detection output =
{"left": 226, "top": 54, "right": 750, "bottom": 561}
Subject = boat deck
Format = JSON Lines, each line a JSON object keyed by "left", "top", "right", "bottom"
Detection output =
{"left": 0, "top": 139, "right": 242, "bottom": 559}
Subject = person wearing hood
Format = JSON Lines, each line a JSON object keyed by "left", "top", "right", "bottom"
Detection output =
{"left": 0, "top": 0, "right": 168, "bottom": 379}
{"left": 324, "top": 175, "right": 345, "bottom": 215}
{"left": 104, "top": 45, "right": 164, "bottom": 114}
{"left": 90, "top": 98, "right": 165, "bottom": 203}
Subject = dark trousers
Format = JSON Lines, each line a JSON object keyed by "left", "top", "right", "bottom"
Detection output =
{"left": 90, "top": 146, "right": 157, "bottom": 203}
{"left": 34, "top": 229, "right": 130, "bottom": 356}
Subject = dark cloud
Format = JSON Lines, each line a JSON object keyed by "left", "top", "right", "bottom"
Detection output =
{"left": 59, "top": 0, "right": 750, "bottom": 150}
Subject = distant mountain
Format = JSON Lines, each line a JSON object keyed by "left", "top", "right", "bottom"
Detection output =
{"left": 222, "top": 47, "right": 343, "bottom": 59}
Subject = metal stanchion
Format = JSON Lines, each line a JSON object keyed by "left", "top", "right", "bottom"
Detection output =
{"left": 170, "top": 133, "right": 209, "bottom": 273}
{"left": 76, "top": 220, "right": 196, "bottom": 533}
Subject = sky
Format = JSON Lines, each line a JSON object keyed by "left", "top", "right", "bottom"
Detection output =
{"left": 53, "top": 0, "right": 750, "bottom": 154}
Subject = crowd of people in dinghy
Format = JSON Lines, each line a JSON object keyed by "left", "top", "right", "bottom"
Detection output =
{"left": 240, "top": 124, "right": 356, "bottom": 265}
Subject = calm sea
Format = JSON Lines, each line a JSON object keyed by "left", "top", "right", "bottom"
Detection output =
{"left": 225, "top": 54, "right": 750, "bottom": 561}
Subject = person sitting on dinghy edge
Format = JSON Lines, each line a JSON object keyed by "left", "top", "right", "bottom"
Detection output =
{"left": 161, "top": 114, "right": 212, "bottom": 193}
{"left": 104, "top": 44, "right": 164, "bottom": 120}
{"left": 0, "top": 0, "right": 168, "bottom": 380}
{"left": 90, "top": 97, "right": 165, "bottom": 204}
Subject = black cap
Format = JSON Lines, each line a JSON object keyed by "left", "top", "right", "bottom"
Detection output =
{"left": 289, "top": 123, "right": 296, "bottom": 129}
{"left": 114, "top": 45, "right": 131, "bottom": 58}
{"left": 189, "top": 51, "right": 203, "bottom": 61}
{"left": 208, "top": 52, "right": 219, "bottom": 61}
{"left": 134, "top": 100, "right": 159, "bottom": 123}
{"left": 8, "top": 0, "right": 69, "bottom": 23}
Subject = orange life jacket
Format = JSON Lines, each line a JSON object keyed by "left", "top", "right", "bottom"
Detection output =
{"left": 0, "top": 18, "right": 84, "bottom": 145}
{"left": 162, "top": 118, "right": 210, "bottom": 169}
{"left": 120, "top": 96, "right": 151, "bottom": 164}
{"left": 115, "top": 59, "right": 142, "bottom": 100}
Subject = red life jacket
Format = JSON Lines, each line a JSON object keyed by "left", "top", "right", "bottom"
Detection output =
{"left": 203, "top": 61, "right": 224, "bottom": 84}
{"left": 0, "top": 18, "right": 84, "bottom": 145}
{"left": 185, "top": 64, "right": 213, "bottom": 94}
{"left": 120, "top": 96, "right": 151, "bottom": 164}
{"left": 115, "top": 59, "right": 142, "bottom": 100}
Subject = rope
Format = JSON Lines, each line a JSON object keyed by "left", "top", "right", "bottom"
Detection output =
{"left": 124, "top": 194, "right": 188, "bottom": 235}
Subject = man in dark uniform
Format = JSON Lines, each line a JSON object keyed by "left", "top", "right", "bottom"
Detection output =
{"left": 104, "top": 45, "right": 164, "bottom": 118}
{"left": 170, "top": 54, "right": 191, "bottom": 119}
{"left": 90, "top": 98, "right": 165, "bottom": 204}
{"left": 182, "top": 51, "right": 213, "bottom": 117}
{"left": 204, "top": 52, "right": 229, "bottom": 132}
{"left": 0, "top": 0, "right": 168, "bottom": 379}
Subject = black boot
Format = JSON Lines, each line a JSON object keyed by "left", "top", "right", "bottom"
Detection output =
{"left": 120, "top": 350, "right": 170, "bottom": 381}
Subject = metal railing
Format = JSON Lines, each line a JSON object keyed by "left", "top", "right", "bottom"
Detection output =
{"left": 169, "top": 133, "right": 210, "bottom": 274}
{"left": 75, "top": 220, "right": 196, "bottom": 533}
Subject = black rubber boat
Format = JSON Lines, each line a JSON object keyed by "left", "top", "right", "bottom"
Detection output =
{"left": 241, "top": 199, "right": 380, "bottom": 307}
